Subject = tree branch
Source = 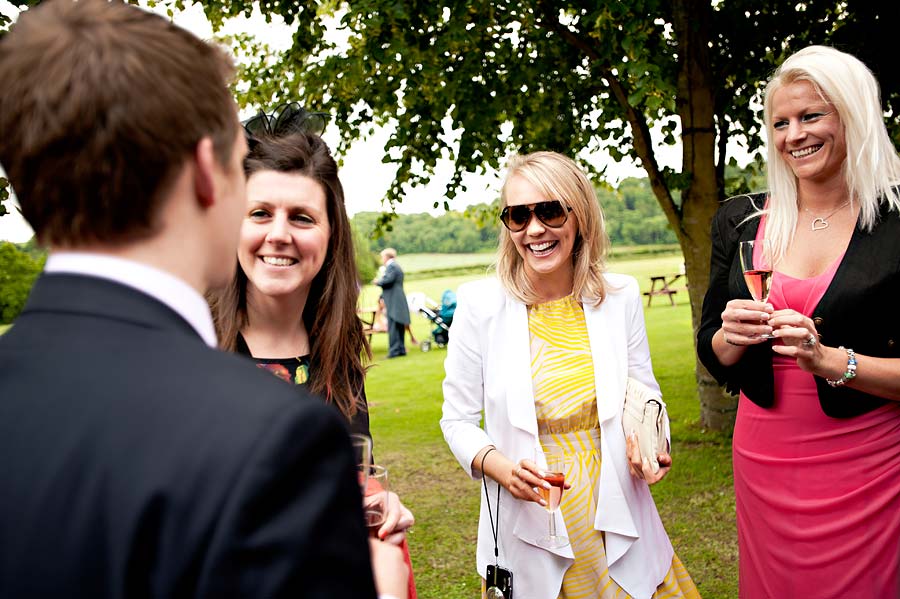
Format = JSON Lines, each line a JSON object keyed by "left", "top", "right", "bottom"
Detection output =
{"left": 535, "top": 1, "right": 677, "bottom": 218}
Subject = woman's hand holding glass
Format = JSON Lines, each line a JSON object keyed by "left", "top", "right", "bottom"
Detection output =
{"left": 476, "top": 446, "right": 568, "bottom": 507}
{"left": 369, "top": 487, "right": 415, "bottom": 545}
{"left": 720, "top": 298, "right": 775, "bottom": 347}
{"left": 356, "top": 439, "right": 414, "bottom": 546}
{"left": 721, "top": 239, "right": 777, "bottom": 347}
{"left": 482, "top": 445, "right": 574, "bottom": 548}
{"left": 504, "top": 456, "right": 570, "bottom": 507}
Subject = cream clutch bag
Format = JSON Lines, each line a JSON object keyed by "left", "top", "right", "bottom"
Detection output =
{"left": 622, "top": 377, "right": 670, "bottom": 473}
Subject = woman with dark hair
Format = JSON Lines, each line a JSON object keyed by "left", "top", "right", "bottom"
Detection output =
{"left": 208, "top": 128, "right": 415, "bottom": 597}
{"left": 211, "top": 131, "right": 371, "bottom": 436}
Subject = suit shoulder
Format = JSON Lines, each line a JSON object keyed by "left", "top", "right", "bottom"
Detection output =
{"left": 143, "top": 343, "right": 334, "bottom": 433}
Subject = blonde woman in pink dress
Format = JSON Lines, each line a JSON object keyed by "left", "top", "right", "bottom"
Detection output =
{"left": 697, "top": 46, "right": 900, "bottom": 598}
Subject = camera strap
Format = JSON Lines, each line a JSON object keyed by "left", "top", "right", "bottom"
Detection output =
{"left": 481, "top": 447, "right": 501, "bottom": 566}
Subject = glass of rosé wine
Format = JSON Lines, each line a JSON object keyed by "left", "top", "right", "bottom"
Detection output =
{"left": 363, "top": 464, "right": 389, "bottom": 534}
{"left": 739, "top": 239, "right": 774, "bottom": 339}
{"left": 536, "top": 444, "right": 570, "bottom": 549}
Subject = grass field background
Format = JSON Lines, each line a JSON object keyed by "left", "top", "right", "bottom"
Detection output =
{"left": 365, "top": 251, "right": 737, "bottom": 598}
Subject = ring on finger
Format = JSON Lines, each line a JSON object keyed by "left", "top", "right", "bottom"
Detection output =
{"left": 803, "top": 334, "right": 817, "bottom": 347}
{"left": 724, "top": 331, "right": 739, "bottom": 346}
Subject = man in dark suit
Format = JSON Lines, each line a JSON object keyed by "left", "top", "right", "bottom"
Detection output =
{"left": 0, "top": 2, "right": 405, "bottom": 598}
{"left": 375, "top": 248, "right": 412, "bottom": 358}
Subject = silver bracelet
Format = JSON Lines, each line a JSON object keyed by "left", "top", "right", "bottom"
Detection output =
{"left": 825, "top": 346, "right": 857, "bottom": 388}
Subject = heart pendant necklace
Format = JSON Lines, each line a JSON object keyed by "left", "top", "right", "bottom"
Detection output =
{"left": 804, "top": 200, "right": 851, "bottom": 231}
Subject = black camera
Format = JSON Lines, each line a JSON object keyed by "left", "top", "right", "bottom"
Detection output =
{"left": 485, "top": 565, "right": 513, "bottom": 599}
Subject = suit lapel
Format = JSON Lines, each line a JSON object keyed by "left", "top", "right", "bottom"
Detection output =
{"left": 503, "top": 296, "right": 539, "bottom": 436}
{"left": 583, "top": 300, "right": 623, "bottom": 425}
{"left": 503, "top": 295, "right": 624, "bottom": 434}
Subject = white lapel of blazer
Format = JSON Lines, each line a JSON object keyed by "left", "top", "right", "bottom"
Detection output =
{"left": 584, "top": 298, "right": 624, "bottom": 426}
{"left": 502, "top": 295, "right": 539, "bottom": 436}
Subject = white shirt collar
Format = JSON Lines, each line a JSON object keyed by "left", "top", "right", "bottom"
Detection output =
{"left": 44, "top": 252, "right": 218, "bottom": 348}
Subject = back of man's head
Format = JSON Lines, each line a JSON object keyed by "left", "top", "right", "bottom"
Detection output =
{"left": 0, "top": 0, "right": 239, "bottom": 247}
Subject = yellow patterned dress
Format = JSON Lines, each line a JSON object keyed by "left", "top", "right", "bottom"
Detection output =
{"left": 529, "top": 295, "right": 700, "bottom": 599}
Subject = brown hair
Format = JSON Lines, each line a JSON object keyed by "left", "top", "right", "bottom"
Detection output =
{"left": 0, "top": 0, "right": 238, "bottom": 246}
{"left": 210, "top": 132, "right": 371, "bottom": 420}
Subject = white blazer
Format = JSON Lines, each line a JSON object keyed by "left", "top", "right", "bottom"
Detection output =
{"left": 441, "top": 274, "right": 674, "bottom": 599}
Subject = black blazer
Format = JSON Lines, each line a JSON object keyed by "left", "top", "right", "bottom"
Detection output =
{"left": 0, "top": 274, "right": 377, "bottom": 598}
{"left": 697, "top": 194, "right": 900, "bottom": 418}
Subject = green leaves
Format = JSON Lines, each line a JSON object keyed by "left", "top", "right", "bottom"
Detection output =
{"left": 0, "top": 178, "right": 9, "bottom": 218}
{"left": 0, "top": 241, "right": 44, "bottom": 324}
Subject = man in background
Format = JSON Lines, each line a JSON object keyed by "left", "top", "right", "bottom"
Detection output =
{"left": 375, "top": 248, "right": 412, "bottom": 358}
{"left": 0, "top": 1, "right": 405, "bottom": 597}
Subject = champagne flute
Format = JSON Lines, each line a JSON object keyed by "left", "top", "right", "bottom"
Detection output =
{"left": 536, "top": 444, "right": 570, "bottom": 549}
{"left": 363, "top": 464, "right": 389, "bottom": 533}
{"left": 739, "top": 239, "right": 774, "bottom": 339}
{"left": 351, "top": 434, "right": 372, "bottom": 493}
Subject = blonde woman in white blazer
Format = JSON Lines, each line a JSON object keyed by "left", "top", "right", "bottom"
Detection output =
{"left": 441, "top": 152, "right": 699, "bottom": 599}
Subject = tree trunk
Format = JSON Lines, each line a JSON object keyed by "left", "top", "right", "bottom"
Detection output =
{"left": 672, "top": 0, "right": 737, "bottom": 431}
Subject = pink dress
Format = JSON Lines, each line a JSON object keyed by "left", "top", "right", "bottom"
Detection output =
{"left": 733, "top": 229, "right": 900, "bottom": 598}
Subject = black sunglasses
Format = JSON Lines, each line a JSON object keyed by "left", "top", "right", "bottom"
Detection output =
{"left": 499, "top": 200, "right": 572, "bottom": 232}
{"left": 242, "top": 102, "right": 329, "bottom": 141}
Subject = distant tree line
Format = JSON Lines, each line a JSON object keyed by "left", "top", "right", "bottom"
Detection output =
{"left": 351, "top": 175, "right": 695, "bottom": 256}
{"left": 351, "top": 210, "right": 499, "bottom": 255}
{"left": 599, "top": 179, "right": 678, "bottom": 245}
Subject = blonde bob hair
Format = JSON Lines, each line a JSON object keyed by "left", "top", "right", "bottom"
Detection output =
{"left": 496, "top": 151, "right": 609, "bottom": 306}
{"left": 762, "top": 45, "right": 900, "bottom": 262}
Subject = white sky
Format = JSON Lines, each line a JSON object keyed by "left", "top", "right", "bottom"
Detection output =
{"left": 0, "top": 0, "right": 677, "bottom": 243}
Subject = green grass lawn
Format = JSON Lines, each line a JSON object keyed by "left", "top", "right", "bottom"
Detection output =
{"left": 363, "top": 251, "right": 737, "bottom": 598}
{"left": 397, "top": 252, "right": 495, "bottom": 274}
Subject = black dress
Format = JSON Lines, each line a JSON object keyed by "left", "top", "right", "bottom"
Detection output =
{"left": 235, "top": 333, "right": 372, "bottom": 438}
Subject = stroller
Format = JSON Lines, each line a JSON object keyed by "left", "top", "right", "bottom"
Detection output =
{"left": 417, "top": 290, "right": 457, "bottom": 352}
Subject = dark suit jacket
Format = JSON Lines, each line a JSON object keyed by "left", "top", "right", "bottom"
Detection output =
{"left": 376, "top": 261, "right": 410, "bottom": 325}
{"left": 0, "top": 274, "right": 377, "bottom": 598}
{"left": 697, "top": 194, "right": 900, "bottom": 418}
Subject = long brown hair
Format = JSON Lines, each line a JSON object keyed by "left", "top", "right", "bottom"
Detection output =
{"left": 209, "top": 132, "right": 371, "bottom": 420}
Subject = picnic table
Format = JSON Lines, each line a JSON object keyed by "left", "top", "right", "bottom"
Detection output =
{"left": 643, "top": 273, "right": 682, "bottom": 307}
